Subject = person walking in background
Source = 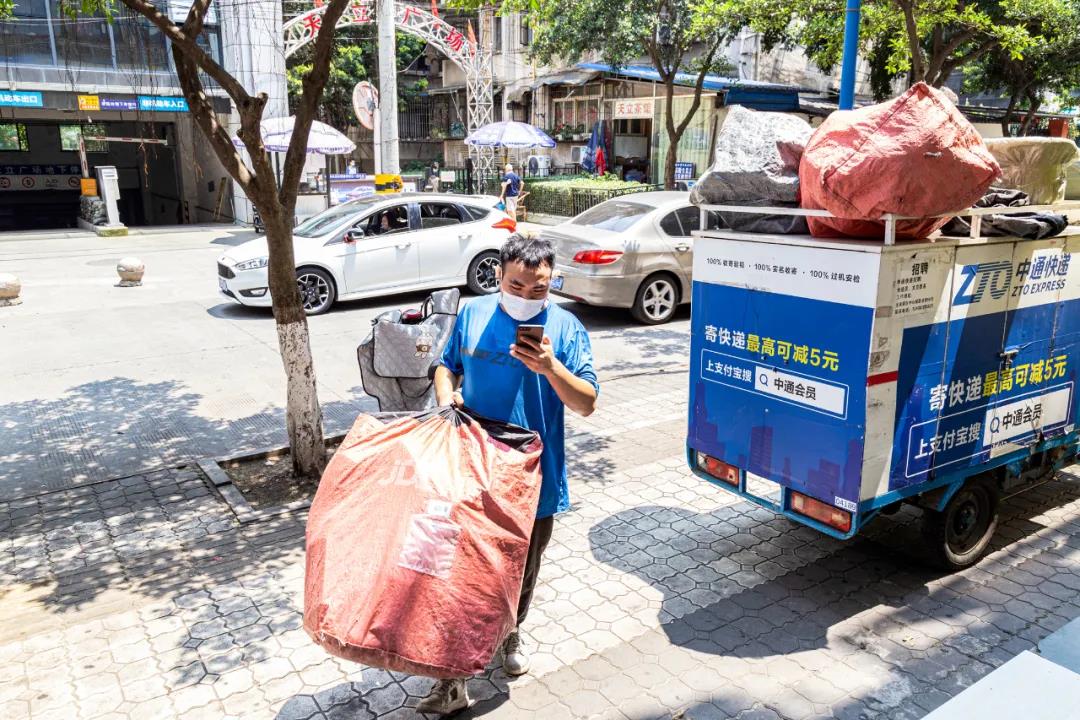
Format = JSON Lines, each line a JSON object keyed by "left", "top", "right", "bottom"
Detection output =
{"left": 500, "top": 163, "right": 523, "bottom": 220}
{"left": 418, "top": 234, "right": 599, "bottom": 714}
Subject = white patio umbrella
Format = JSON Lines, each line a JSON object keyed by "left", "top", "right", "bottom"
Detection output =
{"left": 464, "top": 120, "right": 556, "bottom": 149}
{"left": 232, "top": 116, "right": 357, "bottom": 206}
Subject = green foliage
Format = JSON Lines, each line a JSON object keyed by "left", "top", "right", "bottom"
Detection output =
{"left": 529, "top": 173, "right": 645, "bottom": 189}
{"left": 719, "top": 0, "right": 1074, "bottom": 89}
{"left": 286, "top": 28, "right": 429, "bottom": 128}
{"left": 964, "top": 0, "right": 1080, "bottom": 129}
{"left": 450, "top": 0, "right": 738, "bottom": 187}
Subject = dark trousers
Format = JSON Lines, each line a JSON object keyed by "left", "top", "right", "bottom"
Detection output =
{"left": 516, "top": 515, "right": 554, "bottom": 627}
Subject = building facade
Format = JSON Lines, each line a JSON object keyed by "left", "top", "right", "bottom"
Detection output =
{"left": 0, "top": 0, "right": 285, "bottom": 231}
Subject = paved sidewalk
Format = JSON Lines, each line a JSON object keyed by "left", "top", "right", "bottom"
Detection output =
{"left": 2, "top": 370, "right": 1079, "bottom": 720}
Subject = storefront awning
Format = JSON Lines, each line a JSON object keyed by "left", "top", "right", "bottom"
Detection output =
{"left": 531, "top": 69, "right": 600, "bottom": 89}
{"left": 576, "top": 62, "right": 804, "bottom": 111}
{"left": 426, "top": 84, "right": 465, "bottom": 96}
{"left": 505, "top": 84, "right": 531, "bottom": 104}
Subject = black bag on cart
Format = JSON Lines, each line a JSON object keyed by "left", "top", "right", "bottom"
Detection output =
{"left": 356, "top": 288, "right": 460, "bottom": 411}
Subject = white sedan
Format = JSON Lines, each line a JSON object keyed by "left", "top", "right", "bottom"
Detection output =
{"left": 217, "top": 193, "right": 517, "bottom": 314}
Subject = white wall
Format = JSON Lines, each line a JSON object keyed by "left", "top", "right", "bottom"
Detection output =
{"left": 218, "top": 0, "right": 286, "bottom": 224}
{"left": 175, "top": 113, "right": 236, "bottom": 223}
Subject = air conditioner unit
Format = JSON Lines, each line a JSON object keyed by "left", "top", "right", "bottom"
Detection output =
{"left": 526, "top": 154, "right": 552, "bottom": 176}
{"left": 570, "top": 146, "right": 588, "bottom": 164}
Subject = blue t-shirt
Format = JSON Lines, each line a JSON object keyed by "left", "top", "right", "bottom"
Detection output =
{"left": 503, "top": 172, "right": 522, "bottom": 197}
{"left": 439, "top": 294, "right": 598, "bottom": 518}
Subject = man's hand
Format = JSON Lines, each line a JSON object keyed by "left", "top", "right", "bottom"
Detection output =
{"left": 510, "top": 336, "right": 557, "bottom": 376}
{"left": 512, "top": 334, "right": 598, "bottom": 417}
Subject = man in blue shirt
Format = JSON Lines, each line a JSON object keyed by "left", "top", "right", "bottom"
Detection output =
{"left": 418, "top": 234, "right": 598, "bottom": 714}
{"left": 500, "top": 163, "right": 524, "bottom": 220}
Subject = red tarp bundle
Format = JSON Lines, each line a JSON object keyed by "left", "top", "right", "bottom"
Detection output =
{"left": 799, "top": 82, "right": 1001, "bottom": 239}
{"left": 304, "top": 407, "right": 543, "bottom": 678}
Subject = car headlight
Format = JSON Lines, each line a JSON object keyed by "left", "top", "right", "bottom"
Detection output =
{"left": 235, "top": 257, "right": 268, "bottom": 271}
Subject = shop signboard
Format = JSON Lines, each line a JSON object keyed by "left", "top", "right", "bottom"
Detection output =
{"left": 101, "top": 98, "right": 138, "bottom": 111}
{"left": 78, "top": 95, "right": 101, "bottom": 111}
{"left": 0, "top": 164, "right": 81, "bottom": 191}
{"left": 0, "top": 91, "right": 43, "bottom": 108}
{"left": 137, "top": 96, "right": 189, "bottom": 112}
{"left": 613, "top": 97, "right": 654, "bottom": 119}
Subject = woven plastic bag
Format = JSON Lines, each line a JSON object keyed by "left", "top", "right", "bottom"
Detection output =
{"left": 984, "top": 137, "right": 1080, "bottom": 204}
{"left": 304, "top": 407, "right": 543, "bottom": 678}
{"left": 690, "top": 105, "right": 814, "bottom": 234}
{"left": 799, "top": 82, "right": 1000, "bottom": 239}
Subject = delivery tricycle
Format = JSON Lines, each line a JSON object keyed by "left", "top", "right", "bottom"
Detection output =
{"left": 687, "top": 203, "right": 1080, "bottom": 569}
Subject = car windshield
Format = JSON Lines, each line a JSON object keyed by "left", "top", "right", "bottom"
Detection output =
{"left": 571, "top": 200, "right": 652, "bottom": 232}
{"left": 294, "top": 198, "right": 384, "bottom": 237}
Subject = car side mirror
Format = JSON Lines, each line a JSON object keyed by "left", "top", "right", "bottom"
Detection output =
{"left": 345, "top": 228, "right": 364, "bottom": 243}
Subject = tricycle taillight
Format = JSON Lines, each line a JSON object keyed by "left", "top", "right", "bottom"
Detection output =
{"left": 790, "top": 491, "right": 852, "bottom": 533}
{"left": 697, "top": 452, "right": 739, "bottom": 486}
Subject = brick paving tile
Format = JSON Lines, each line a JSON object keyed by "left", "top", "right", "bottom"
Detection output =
{"left": 1, "top": 370, "right": 1078, "bottom": 719}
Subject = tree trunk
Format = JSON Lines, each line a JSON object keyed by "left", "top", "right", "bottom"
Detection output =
{"left": 898, "top": 0, "right": 925, "bottom": 84}
{"left": 1019, "top": 92, "right": 1041, "bottom": 136}
{"left": 113, "top": 0, "right": 349, "bottom": 482}
{"left": 663, "top": 77, "right": 681, "bottom": 190}
{"left": 254, "top": 188, "right": 327, "bottom": 479}
{"left": 1001, "top": 91, "right": 1020, "bottom": 137}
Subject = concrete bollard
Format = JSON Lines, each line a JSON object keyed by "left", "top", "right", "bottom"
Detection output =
{"left": 0, "top": 273, "right": 21, "bottom": 306}
{"left": 116, "top": 257, "right": 145, "bottom": 287}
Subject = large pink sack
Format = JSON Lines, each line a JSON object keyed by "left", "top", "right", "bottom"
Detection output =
{"left": 800, "top": 83, "right": 1000, "bottom": 239}
{"left": 304, "top": 407, "right": 542, "bottom": 678}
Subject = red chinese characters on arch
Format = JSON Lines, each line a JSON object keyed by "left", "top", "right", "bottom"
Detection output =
{"left": 287, "top": 1, "right": 477, "bottom": 63}
{"left": 300, "top": 12, "right": 322, "bottom": 38}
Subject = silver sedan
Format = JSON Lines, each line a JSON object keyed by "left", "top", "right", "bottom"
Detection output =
{"left": 544, "top": 191, "right": 713, "bottom": 324}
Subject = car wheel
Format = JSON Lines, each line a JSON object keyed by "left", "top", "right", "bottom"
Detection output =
{"left": 296, "top": 267, "right": 336, "bottom": 315}
{"left": 467, "top": 251, "right": 500, "bottom": 295}
{"left": 631, "top": 274, "right": 679, "bottom": 325}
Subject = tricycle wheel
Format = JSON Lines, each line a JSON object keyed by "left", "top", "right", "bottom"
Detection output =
{"left": 921, "top": 478, "right": 999, "bottom": 571}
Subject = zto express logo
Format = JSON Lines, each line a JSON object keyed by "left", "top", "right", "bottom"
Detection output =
{"left": 953, "top": 254, "right": 1071, "bottom": 306}
{"left": 953, "top": 261, "right": 1012, "bottom": 305}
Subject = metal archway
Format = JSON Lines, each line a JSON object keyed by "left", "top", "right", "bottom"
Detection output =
{"left": 284, "top": 1, "right": 495, "bottom": 178}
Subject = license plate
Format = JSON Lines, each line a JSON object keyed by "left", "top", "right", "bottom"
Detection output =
{"left": 550, "top": 276, "right": 564, "bottom": 290}
{"left": 219, "top": 277, "right": 228, "bottom": 292}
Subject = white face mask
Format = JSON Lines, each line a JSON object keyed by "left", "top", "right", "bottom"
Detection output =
{"left": 500, "top": 291, "right": 546, "bottom": 322}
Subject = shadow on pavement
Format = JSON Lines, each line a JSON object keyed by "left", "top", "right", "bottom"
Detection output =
{"left": 567, "top": 301, "right": 691, "bottom": 333}
{"left": 587, "top": 477, "right": 1080, "bottom": 718}
{"left": 274, "top": 668, "right": 515, "bottom": 719}
{"left": 0, "top": 376, "right": 372, "bottom": 498}
{"left": 210, "top": 230, "right": 262, "bottom": 247}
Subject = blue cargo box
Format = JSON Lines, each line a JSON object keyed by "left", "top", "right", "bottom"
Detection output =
{"left": 687, "top": 224, "right": 1080, "bottom": 546}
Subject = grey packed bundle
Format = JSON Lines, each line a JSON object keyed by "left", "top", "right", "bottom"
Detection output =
{"left": 690, "top": 105, "right": 814, "bottom": 234}
{"left": 356, "top": 288, "right": 460, "bottom": 411}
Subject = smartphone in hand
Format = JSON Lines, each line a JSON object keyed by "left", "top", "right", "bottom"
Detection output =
{"left": 515, "top": 324, "right": 544, "bottom": 346}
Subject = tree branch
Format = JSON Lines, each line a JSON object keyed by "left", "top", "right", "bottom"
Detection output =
{"left": 279, "top": 0, "right": 352, "bottom": 211}
{"left": 181, "top": 0, "right": 213, "bottom": 37}
{"left": 934, "top": 40, "right": 998, "bottom": 85}
{"left": 896, "top": 0, "right": 925, "bottom": 83}
{"left": 926, "top": 28, "right": 975, "bottom": 82}
{"left": 116, "top": 0, "right": 251, "bottom": 107}
{"left": 673, "top": 38, "right": 721, "bottom": 140}
{"left": 169, "top": 42, "right": 256, "bottom": 194}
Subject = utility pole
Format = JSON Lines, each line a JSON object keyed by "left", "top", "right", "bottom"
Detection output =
{"left": 377, "top": 0, "right": 400, "bottom": 173}
{"left": 838, "top": 0, "right": 862, "bottom": 110}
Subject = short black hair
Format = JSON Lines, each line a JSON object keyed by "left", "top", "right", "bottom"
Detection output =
{"left": 500, "top": 233, "right": 555, "bottom": 270}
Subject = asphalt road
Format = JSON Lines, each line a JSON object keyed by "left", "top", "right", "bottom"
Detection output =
{"left": 0, "top": 223, "right": 691, "bottom": 497}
